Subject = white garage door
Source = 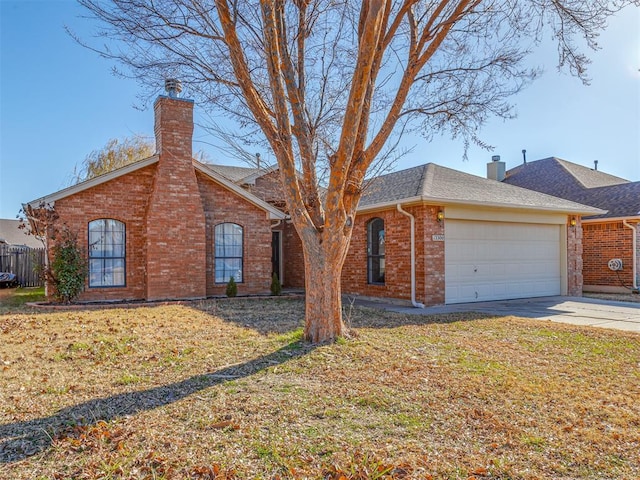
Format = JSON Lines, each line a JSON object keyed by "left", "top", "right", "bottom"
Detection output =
{"left": 445, "top": 220, "right": 561, "bottom": 304}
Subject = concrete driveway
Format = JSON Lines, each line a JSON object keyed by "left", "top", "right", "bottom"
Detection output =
{"left": 357, "top": 296, "right": 640, "bottom": 333}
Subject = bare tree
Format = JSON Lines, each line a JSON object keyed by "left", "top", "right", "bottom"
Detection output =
{"left": 75, "top": 0, "right": 638, "bottom": 342}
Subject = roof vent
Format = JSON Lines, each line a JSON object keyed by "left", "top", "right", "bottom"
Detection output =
{"left": 165, "top": 78, "right": 183, "bottom": 98}
{"left": 594, "top": 160, "right": 598, "bottom": 171}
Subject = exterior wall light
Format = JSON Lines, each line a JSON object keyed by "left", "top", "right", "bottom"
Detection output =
{"left": 437, "top": 210, "right": 444, "bottom": 222}
{"left": 570, "top": 217, "right": 577, "bottom": 227}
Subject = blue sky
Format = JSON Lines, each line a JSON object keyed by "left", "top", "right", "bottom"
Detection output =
{"left": 1, "top": 1, "right": 639, "bottom": 219}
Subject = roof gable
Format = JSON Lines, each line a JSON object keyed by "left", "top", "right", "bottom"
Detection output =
{"left": 504, "top": 157, "right": 638, "bottom": 219}
{"left": 25, "top": 156, "right": 285, "bottom": 220}
{"left": 26, "top": 155, "right": 160, "bottom": 208}
{"left": 194, "top": 162, "right": 285, "bottom": 219}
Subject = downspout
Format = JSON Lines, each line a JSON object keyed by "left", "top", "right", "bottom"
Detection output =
{"left": 396, "top": 204, "right": 425, "bottom": 308}
{"left": 622, "top": 220, "right": 638, "bottom": 290}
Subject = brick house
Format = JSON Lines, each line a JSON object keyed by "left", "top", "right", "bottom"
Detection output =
{"left": 26, "top": 93, "right": 284, "bottom": 302}
{"left": 340, "top": 163, "right": 602, "bottom": 305}
{"left": 502, "top": 157, "right": 640, "bottom": 293}
{"left": 26, "top": 91, "right": 604, "bottom": 305}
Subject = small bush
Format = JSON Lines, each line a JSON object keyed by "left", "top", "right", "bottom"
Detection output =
{"left": 50, "top": 228, "right": 87, "bottom": 304}
{"left": 270, "top": 272, "right": 282, "bottom": 296}
{"left": 225, "top": 276, "right": 238, "bottom": 297}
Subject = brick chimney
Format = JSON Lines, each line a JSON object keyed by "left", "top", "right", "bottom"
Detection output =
{"left": 145, "top": 81, "right": 207, "bottom": 300}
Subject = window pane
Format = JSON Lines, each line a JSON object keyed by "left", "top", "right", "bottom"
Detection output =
{"left": 214, "top": 223, "right": 243, "bottom": 283}
{"left": 367, "top": 218, "right": 385, "bottom": 284}
{"left": 215, "top": 258, "right": 243, "bottom": 283}
{"left": 88, "top": 219, "right": 126, "bottom": 287}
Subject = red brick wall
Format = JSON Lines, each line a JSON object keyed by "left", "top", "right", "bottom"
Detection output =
{"left": 342, "top": 205, "right": 444, "bottom": 305}
{"left": 146, "top": 96, "right": 207, "bottom": 300}
{"left": 51, "top": 165, "right": 157, "bottom": 302}
{"left": 282, "top": 221, "right": 305, "bottom": 288}
{"left": 418, "top": 205, "right": 446, "bottom": 305}
{"left": 248, "top": 170, "right": 287, "bottom": 209}
{"left": 583, "top": 221, "right": 634, "bottom": 287}
{"left": 567, "top": 217, "right": 583, "bottom": 296}
{"left": 196, "top": 171, "right": 273, "bottom": 296}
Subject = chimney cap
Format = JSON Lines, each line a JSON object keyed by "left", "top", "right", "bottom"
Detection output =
{"left": 165, "top": 78, "right": 183, "bottom": 98}
{"left": 491, "top": 155, "right": 501, "bottom": 162}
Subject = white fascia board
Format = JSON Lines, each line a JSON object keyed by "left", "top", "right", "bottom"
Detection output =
{"left": 357, "top": 195, "right": 607, "bottom": 216}
{"left": 194, "top": 161, "right": 286, "bottom": 220}
{"left": 25, "top": 155, "right": 160, "bottom": 209}
{"left": 582, "top": 215, "right": 640, "bottom": 223}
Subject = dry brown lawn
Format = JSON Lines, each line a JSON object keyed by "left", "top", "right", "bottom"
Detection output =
{"left": 1, "top": 289, "right": 639, "bottom": 479}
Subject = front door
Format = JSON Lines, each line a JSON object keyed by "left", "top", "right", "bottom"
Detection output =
{"left": 271, "top": 231, "right": 281, "bottom": 283}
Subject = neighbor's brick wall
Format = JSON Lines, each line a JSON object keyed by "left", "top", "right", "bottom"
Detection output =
{"left": 50, "top": 164, "right": 157, "bottom": 302}
{"left": 567, "top": 217, "right": 583, "bottom": 296}
{"left": 196, "top": 171, "right": 273, "bottom": 296}
{"left": 146, "top": 96, "right": 207, "bottom": 300}
{"left": 582, "top": 221, "right": 634, "bottom": 287}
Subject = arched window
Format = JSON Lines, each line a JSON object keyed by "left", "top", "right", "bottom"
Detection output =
{"left": 88, "top": 219, "right": 125, "bottom": 287}
{"left": 367, "top": 217, "right": 385, "bottom": 284}
{"left": 215, "top": 223, "right": 243, "bottom": 283}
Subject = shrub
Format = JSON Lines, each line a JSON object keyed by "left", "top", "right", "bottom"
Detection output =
{"left": 225, "top": 276, "right": 238, "bottom": 297}
{"left": 49, "top": 227, "right": 87, "bottom": 304}
{"left": 270, "top": 272, "right": 282, "bottom": 296}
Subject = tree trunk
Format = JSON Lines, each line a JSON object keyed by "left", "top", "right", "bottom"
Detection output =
{"left": 300, "top": 225, "right": 351, "bottom": 343}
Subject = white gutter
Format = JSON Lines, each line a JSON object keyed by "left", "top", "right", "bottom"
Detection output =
{"left": 622, "top": 220, "right": 638, "bottom": 290}
{"left": 359, "top": 195, "right": 605, "bottom": 216}
{"left": 396, "top": 204, "right": 425, "bottom": 308}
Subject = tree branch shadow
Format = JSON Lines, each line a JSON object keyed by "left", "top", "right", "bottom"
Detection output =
{"left": 0, "top": 340, "right": 314, "bottom": 464}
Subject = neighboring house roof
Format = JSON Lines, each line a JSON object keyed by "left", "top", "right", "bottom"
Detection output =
{"left": 0, "top": 219, "right": 42, "bottom": 249}
{"left": 360, "top": 163, "right": 605, "bottom": 215}
{"left": 207, "top": 163, "right": 278, "bottom": 185}
{"left": 504, "top": 157, "right": 639, "bottom": 220}
{"left": 25, "top": 156, "right": 285, "bottom": 220}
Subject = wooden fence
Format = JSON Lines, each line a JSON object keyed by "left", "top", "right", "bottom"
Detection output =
{"left": 0, "top": 244, "right": 45, "bottom": 287}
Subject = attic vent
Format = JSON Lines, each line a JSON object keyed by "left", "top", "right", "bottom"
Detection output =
{"left": 165, "top": 78, "right": 183, "bottom": 98}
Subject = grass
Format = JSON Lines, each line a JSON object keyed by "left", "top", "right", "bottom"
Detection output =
{"left": 0, "top": 291, "right": 639, "bottom": 479}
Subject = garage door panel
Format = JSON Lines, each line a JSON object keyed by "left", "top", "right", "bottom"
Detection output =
{"left": 445, "top": 220, "right": 561, "bottom": 304}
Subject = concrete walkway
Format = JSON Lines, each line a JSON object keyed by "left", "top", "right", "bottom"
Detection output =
{"left": 354, "top": 296, "right": 640, "bottom": 333}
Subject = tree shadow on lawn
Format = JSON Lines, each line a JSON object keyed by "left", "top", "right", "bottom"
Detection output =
{"left": 0, "top": 340, "right": 315, "bottom": 464}
{"left": 195, "top": 297, "right": 496, "bottom": 336}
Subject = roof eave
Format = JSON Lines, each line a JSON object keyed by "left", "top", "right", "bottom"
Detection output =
{"left": 357, "top": 195, "right": 606, "bottom": 216}
{"left": 582, "top": 215, "right": 640, "bottom": 223}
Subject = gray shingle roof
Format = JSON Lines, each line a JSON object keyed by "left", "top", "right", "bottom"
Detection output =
{"left": 504, "top": 157, "right": 639, "bottom": 219}
{"left": 206, "top": 164, "right": 261, "bottom": 183}
{"left": 360, "top": 163, "right": 603, "bottom": 214}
